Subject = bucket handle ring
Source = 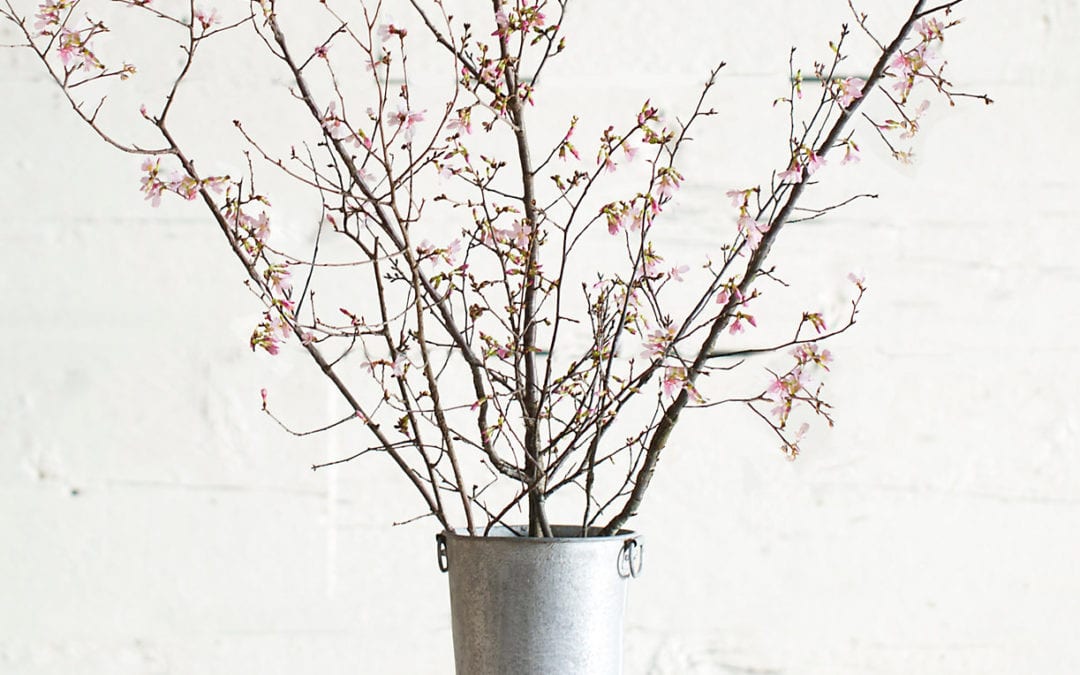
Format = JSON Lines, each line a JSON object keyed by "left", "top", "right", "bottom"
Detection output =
{"left": 618, "top": 537, "right": 644, "bottom": 579}
{"left": 436, "top": 532, "right": 449, "bottom": 573}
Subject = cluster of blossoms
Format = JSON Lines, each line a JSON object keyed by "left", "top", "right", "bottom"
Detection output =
{"left": 139, "top": 158, "right": 227, "bottom": 207}
{"left": 835, "top": 76, "right": 866, "bottom": 108}
{"left": 416, "top": 238, "right": 462, "bottom": 268}
{"left": 877, "top": 99, "right": 931, "bottom": 142}
{"left": 639, "top": 243, "right": 688, "bottom": 282}
{"left": 32, "top": 1, "right": 74, "bottom": 35}
{"left": 778, "top": 146, "right": 827, "bottom": 185}
{"left": 766, "top": 342, "right": 833, "bottom": 429}
{"left": 56, "top": 25, "right": 103, "bottom": 70}
{"left": 890, "top": 17, "right": 946, "bottom": 102}
{"left": 661, "top": 366, "right": 703, "bottom": 402}
{"left": 193, "top": 6, "right": 220, "bottom": 32}
{"left": 713, "top": 282, "right": 759, "bottom": 335}
{"left": 385, "top": 99, "right": 426, "bottom": 143}
{"left": 242, "top": 213, "right": 298, "bottom": 356}
{"left": 473, "top": 214, "right": 534, "bottom": 253}
{"left": 654, "top": 167, "right": 683, "bottom": 202}
{"left": 774, "top": 71, "right": 867, "bottom": 183}
{"left": 446, "top": 106, "right": 473, "bottom": 136}
{"left": 492, "top": 1, "right": 546, "bottom": 40}
{"left": 602, "top": 201, "right": 642, "bottom": 236}
{"left": 249, "top": 299, "right": 295, "bottom": 355}
{"left": 726, "top": 187, "right": 770, "bottom": 251}
{"left": 638, "top": 328, "right": 702, "bottom": 401}
{"left": 321, "top": 101, "right": 370, "bottom": 148}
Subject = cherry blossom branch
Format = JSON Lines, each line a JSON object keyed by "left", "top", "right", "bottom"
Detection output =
{"left": 600, "top": 0, "right": 954, "bottom": 536}
{"left": 494, "top": 4, "right": 552, "bottom": 538}
{"left": 707, "top": 285, "right": 864, "bottom": 359}
{"left": 2, "top": 2, "right": 168, "bottom": 155}
{"left": 7, "top": 0, "right": 986, "bottom": 537}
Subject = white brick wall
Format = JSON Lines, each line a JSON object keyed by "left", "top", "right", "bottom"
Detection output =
{"left": 2, "top": 1, "right": 1078, "bottom": 673}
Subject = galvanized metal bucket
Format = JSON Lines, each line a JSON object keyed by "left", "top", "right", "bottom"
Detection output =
{"left": 437, "top": 525, "right": 643, "bottom": 675}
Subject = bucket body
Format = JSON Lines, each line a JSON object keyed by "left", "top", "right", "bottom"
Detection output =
{"left": 438, "top": 525, "right": 642, "bottom": 675}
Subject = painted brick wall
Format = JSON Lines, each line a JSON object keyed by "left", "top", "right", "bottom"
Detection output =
{"left": 2, "top": 2, "right": 1078, "bottom": 673}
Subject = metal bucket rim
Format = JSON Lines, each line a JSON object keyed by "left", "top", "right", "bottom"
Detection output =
{"left": 441, "top": 525, "right": 638, "bottom": 544}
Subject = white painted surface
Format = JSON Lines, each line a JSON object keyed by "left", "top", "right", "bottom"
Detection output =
{"left": 2, "top": 2, "right": 1078, "bottom": 673}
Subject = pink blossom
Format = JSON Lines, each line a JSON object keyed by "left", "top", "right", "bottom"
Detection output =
{"left": 641, "top": 327, "right": 674, "bottom": 359}
{"left": 900, "top": 100, "right": 931, "bottom": 140}
{"left": 377, "top": 20, "right": 406, "bottom": 42}
{"left": 440, "top": 238, "right": 462, "bottom": 265}
{"left": 793, "top": 343, "right": 832, "bottom": 369}
{"left": 314, "top": 45, "right": 328, "bottom": 59}
{"left": 416, "top": 239, "right": 435, "bottom": 262}
{"left": 726, "top": 188, "right": 753, "bottom": 208}
{"left": 642, "top": 244, "right": 663, "bottom": 276}
{"left": 479, "top": 60, "right": 502, "bottom": 85}
{"left": 265, "top": 264, "right": 292, "bottom": 294}
{"left": 715, "top": 285, "right": 742, "bottom": 306}
{"left": 916, "top": 17, "right": 944, "bottom": 41}
{"left": 194, "top": 7, "right": 220, "bottom": 31}
{"left": 622, "top": 143, "right": 638, "bottom": 162}
{"left": 804, "top": 312, "right": 827, "bottom": 334}
{"left": 140, "top": 158, "right": 164, "bottom": 207}
{"left": 492, "top": 8, "right": 510, "bottom": 37}
{"left": 520, "top": 3, "right": 546, "bottom": 32}
{"left": 662, "top": 367, "right": 685, "bottom": 397}
{"left": 728, "top": 312, "right": 756, "bottom": 335}
{"left": 661, "top": 367, "right": 703, "bottom": 402}
{"left": 637, "top": 102, "right": 658, "bottom": 126}
{"left": 767, "top": 373, "right": 797, "bottom": 398}
{"left": 321, "top": 102, "right": 359, "bottom": 145}
{"left": 391, "top": 354, "right": 408, "bottom": 377}
{"left": 250, "top": 318, "right": 281, "bottom": 355}
{"left": 386, "top": 101, "right": 425, "bottom": 142}
{"left": 58, "top": 42, "right": 75, "bottom": 66}
{"left": 602, "top": 204, "right": 626, "bottom": 236}
{"left": 805, "top": 151, "right": 826, "bottom": 176}
{"left": 558, "top": 117, "right": 580, "bottom": 161}
{"left": 668, "top": 265, "right": 689, "bottom": 282}
{"left": 891, "top": 51, "right": 913, "bottom": 78}
{"left": 202, "top": 176, "right": 228, "bottom": 194}
{"left": 510, "top": 220, "right": 532, "bottom": 248}
{"left": 169, "top": 172, "right": 199, "bottom": 201}
{"left": 33, "top": 3, "right": 63, "bottom": 34}
{"left": 738, "top": 214, "right": 767, "bottom": 250}
{"left": 836, "top": 77, "right": 865, "bottom": 108}
{"left": 841, "top": 140, "right": 860, "bottom": 165}
{"left": 655, "top": 168, "right": 683, "bottom": 201}
{"left": 252, "top": 212, "right": 271, "bottom": 243}
{"left": 447, "top": 107, "right": 473, "bottom": 135}
{"left": 778, "top": 161, "right": 803, "bottom": 184}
